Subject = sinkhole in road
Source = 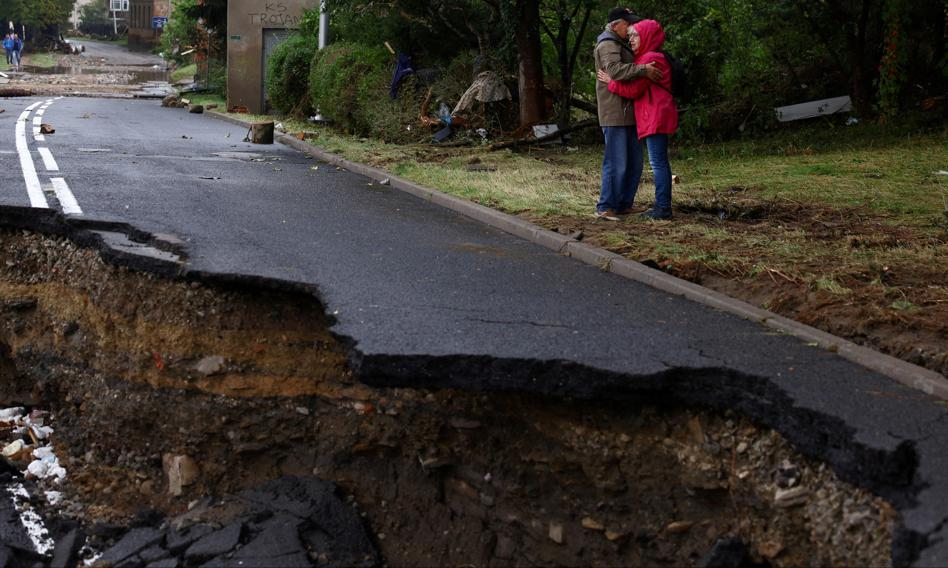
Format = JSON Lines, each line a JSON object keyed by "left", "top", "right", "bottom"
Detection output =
{"left": 0, "top": 228, "right": 897, "bottom": 566}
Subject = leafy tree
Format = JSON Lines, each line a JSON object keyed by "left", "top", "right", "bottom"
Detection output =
{"left": 79, "top": 0, "right": 111, "bottom": 29}
{"left": 326, "top": 0, "right": 548, "bottom": 126}
{"left": 0, "top": 0, "right": 76, "bottom": 42}
{"left": 311, "top": 0, "right": 945, "bottom": 136}
{"left": 540, "top": 0, "right": 597, "bottom": 126}
{"left": 160, "top": 0, "right": 227, "bottom": 62}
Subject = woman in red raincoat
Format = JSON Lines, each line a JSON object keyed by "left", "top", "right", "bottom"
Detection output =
{"left": 597, "top": 19, "right": 678, "bottom": 220}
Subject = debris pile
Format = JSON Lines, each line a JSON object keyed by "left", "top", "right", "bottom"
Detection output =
{"left": 0, "top": 407, "right": 66, "bottom": 484}
{"left": 161, "top": 94, "right": 191, "bottom": 109}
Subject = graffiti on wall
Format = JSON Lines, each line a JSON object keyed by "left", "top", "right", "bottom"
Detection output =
{"left": 248, "top": 2, "right": 302, "bottom": 27}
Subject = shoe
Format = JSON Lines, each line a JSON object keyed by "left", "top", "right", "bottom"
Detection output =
{"left": 594, "top": 209, "right": 620, "bottom": 221}
{"left": 616, "top": 205, "right": 648, "bottom": 216}
{"left": 639, "top": 208, "right": 673, "bottom": 220}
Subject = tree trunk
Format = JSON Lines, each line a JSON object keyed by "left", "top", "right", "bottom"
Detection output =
{"left": 556, "top": 9, "right": 571, "bottom": 127}
{"left": 845, "top": 0, "right": 884, "bottom": 117}
{"left": 516, "top": 0, "right": 546, "bottom": 127}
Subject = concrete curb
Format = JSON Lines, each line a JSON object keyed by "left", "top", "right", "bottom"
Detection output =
{"left": 205, "top": 110, "right": 948, "bottom": 399}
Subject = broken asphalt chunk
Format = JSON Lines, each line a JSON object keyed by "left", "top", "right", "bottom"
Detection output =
{"left": 183, "top": 522, "right": 242, "bottom": 562}
{"left": 96, "top": 527, "right": 165, "bottom": 567}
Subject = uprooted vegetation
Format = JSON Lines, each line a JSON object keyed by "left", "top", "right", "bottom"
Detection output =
{"left": 0, "top": 228, "right": 901, "bottom": 566}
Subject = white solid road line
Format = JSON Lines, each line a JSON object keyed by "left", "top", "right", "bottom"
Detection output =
{"left": 15, "top": 110, "right": 48, "bottom": 208}
{"left": 37, "top": 148, "right": 59, "bottom": 172}
{"left": 50, "top": 178, "right": 82, "bottom": 216}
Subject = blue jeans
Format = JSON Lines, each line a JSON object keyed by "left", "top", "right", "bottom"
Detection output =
{"left": 598, "top": 126, "right": 643, "bottom": 212}
{"left": 645, "top": 134, "right": 672, "bottom": 211}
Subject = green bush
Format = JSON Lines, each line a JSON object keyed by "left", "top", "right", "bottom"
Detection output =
{"left": 309, "top": 41, "right": 428, "bottom": 143}
{"left": 266, "top": 34, "right": 318, "bottom": 117}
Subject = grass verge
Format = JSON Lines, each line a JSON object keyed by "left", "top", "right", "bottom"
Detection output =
{"left": 171, "top": 63, "right": 197, "bottom": 83}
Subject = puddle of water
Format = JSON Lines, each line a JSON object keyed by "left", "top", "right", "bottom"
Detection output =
{"left": 21, "top": 65, "right": 170, "bottom": 84}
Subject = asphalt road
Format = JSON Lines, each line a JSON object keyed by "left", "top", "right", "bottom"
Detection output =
{"left": 65, "top": 38, "right": 166, "bottom": 66}
{"left": 2, "top": 95, "right": 948, "bottom": 565}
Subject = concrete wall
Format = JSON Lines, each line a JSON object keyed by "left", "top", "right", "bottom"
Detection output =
{"left": 128, "top": 0, "right": 170, "bottom": 50}
{"left": 227, "top": 0, "right": 318, "bottom": 114}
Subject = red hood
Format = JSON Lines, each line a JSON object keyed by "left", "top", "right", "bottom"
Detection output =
{"left": 633, "top": 19, "right": 665, "bottom": 56}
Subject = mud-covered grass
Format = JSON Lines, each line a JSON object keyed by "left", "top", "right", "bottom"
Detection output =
{"left": 20, "top": 52, "right": 59, "bottom": 69}
{"left": 212, "top": 111, "right": 947, "bottom": 376}
{"left": 0, "top": 229, "right": 898, "bottom": 566}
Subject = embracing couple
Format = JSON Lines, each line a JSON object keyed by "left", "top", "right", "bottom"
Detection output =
{"left": 594, "top": 7, "right": 678, "bottom": 221}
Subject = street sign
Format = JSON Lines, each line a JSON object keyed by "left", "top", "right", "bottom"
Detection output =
{"left": 110, "top": 0, "right": 129, "bottom": 10}
{"left": 152, "top": 17, "right": 169, "bottom": 30}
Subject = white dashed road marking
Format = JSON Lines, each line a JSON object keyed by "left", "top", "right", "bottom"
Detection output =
{"left": 15, "top": 109, "right": 48, "bottom": 208}
{"left": 37, "top": 147, "right": 59, "bottom": 172}
{"left": 50, "top": 178, "right": 82, "bottom": 215}
{"left": 14, "top": 98, "right": 81, "bottom": 215}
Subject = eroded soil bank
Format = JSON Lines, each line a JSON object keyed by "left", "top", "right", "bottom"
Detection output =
{"left": 0, "top": 228, "right": 897, "bottom": 566}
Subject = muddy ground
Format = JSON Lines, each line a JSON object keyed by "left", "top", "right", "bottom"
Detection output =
{"left": 1, "top": 52, "right": 172, "bottom": 97}
{"left": 0, "top": 228, "right": 898, "bottom": 566}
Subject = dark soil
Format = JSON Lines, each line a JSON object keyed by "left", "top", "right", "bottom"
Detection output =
{"left": 0, "top": 229, "right": 896, "bottom": 566}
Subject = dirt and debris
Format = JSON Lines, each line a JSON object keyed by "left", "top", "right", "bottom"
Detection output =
{"left": 0, "top": 228, "right": 898, "bottom": 566}
{"left": 1, "top": 51, "right": 170, "bottom": 97}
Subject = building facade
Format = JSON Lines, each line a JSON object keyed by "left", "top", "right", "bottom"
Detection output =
{"left": 226, "top": 0, "right": 318, "bottom": 114}
{"left": 127, "top": 0, "right": 171, "bottom": 49}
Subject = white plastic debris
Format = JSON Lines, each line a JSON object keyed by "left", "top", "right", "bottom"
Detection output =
{"left": 32, "top": 446, "right": 55, "bottom": 460}
{"left": 2, "top": 440, "right": 24, "bottom": 457}
{"left": 30, "top": 426, "right": 54, "bottom": 440}
{"left": 27, "top": 460, "right": 49, "bottom": 478}
{"left": 775, "top": 96, "right": 852, "bottom": 122}
{"left": 0, "top": 407, "right": 24, "bottom": 421}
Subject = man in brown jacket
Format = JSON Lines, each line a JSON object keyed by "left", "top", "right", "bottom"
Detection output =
{"left": 594, "top": 7, "right": 662, "bottom": 220}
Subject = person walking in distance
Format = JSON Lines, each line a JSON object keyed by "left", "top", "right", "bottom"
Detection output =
{"left": 593, "top": 7, "right": 663, "bottom": 221}
{"left": 598, "top": 19, "right": 679, "bottom": 220}
{"left": 2, "top": 34, "right": 12, "bottom": 68}
{"left": 11, "top": 33, "right": 22, "bottom": 71}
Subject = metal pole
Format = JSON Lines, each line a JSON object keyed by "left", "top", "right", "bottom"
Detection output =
{"left": 206, "top": 28, "right": 211, "bottom": 90}
{"left": 318, "top": 1, "right": 328, "bottom": 50}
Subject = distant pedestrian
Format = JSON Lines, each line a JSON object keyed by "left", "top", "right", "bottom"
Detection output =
{"left": 598, "top": 19, "right": 679, "bottom": 220}
{"left": 12, "top": 33, "right": 22, "bottom": 71}
{"left": 593, "top": 7, "right": 663, "bottom": 222}
{"left": 2, "top": 34, "right": 12, "bottom": 67}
